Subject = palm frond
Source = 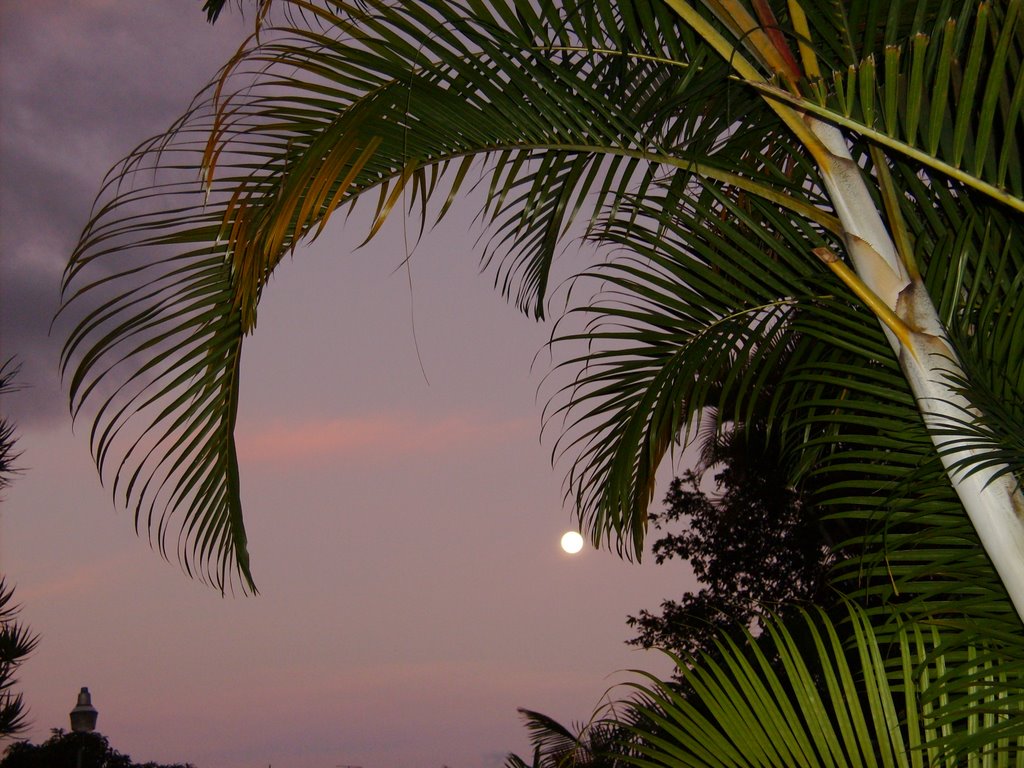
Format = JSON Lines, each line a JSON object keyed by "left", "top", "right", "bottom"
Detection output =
{"left": 623, "top": 604, "right": 1024, "bottom": 767}
{"left": 59, "top": 0, "right": 833, "bottom": 588}
{"left": 0, "top": 360, "right": 22, "bottom": 494}
{"left": 0, "top": 579, "right": 39, "bottom": 738}
{"left": 508, "top": 706, "right": 631, "bottom": 768}
{"left": 58, "top": 0, "right": 673, "bottom": 588}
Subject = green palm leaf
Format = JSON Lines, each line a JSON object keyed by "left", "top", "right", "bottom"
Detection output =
{"left": 799, "top": 0, "right": 1024, "bottom": 202}
{"left": 623, "top": 604, "right": 1024, "bottom": 767}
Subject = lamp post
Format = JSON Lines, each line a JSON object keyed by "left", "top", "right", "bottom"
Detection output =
{"left": 69, "top": 687, "right": 98, "bottom": 732}
{"left": 69, "top": 687, "right": 98, "bottom": 768}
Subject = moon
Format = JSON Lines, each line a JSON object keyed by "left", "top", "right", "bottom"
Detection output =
{"left": 560, "top": 531, "right": 584, "bottom": 554}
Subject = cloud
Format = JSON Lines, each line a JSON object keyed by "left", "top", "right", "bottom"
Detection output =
{"left": 236, "top": 411, "right": 531, "bottom": 465}
{"left": 0, "top": 3, "right": 252, "bottom": 427}
{"left": 16, "top": 551, "right": 139, "bottom": 604}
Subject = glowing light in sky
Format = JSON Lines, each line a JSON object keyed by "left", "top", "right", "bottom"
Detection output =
{"left": 560, "top": 531, "right": 584, "bottom": 554}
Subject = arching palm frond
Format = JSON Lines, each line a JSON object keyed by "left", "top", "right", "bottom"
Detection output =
{"left": 60, "top": 0, "right": 748, "bottom": 590}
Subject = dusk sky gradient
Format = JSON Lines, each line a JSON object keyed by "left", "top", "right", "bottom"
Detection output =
{"left": 0, "top": 3, "right": 697, "bottom": 766}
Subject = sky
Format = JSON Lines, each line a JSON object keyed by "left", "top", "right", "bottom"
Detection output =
{"left": 0, "top": 3, "right": 695, "bottom": 767}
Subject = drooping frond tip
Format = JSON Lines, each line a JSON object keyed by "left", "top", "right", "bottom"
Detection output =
{"left": 202, "top": 0, "right": 230, "bottom": 23}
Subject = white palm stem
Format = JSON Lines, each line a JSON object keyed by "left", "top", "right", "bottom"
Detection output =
{"left": 809, "top": 118, "right": 1024, "bottom": 623}
{"left": 664, "top": 0, "right": 1024, "bottom": 621}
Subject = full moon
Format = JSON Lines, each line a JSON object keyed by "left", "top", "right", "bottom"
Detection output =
{"left": 560, "top": 531, "right": 584, "bottom": 554}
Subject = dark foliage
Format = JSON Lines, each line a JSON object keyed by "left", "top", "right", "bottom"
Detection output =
{"left": 0, "top": 361, "right": 36, "bottom": 738}
{"left": 504, "top": 707, "right": 632, "bottom": 768}
{"left": 0, "top": 582, "right": 38, "bottom": 739}
{"left": 627, "top": 425, "right": 836, "bottom": 662}
{"left": 200, "top": 0, "right": 252, "bottom": 23}
{"left": 200, "top": 0, "right": 228, "bottom": 22}
{"left": 0, "top": 730, "right": 195, "bottom": 768}
{"left": 0, "top": 361, "right": 21, "bottom": 496}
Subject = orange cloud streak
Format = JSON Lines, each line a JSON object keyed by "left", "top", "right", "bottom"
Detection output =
{"left": 235, "top": 411, "right": 531, "bottom": 465}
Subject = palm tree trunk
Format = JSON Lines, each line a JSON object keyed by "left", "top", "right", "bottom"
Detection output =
{"left": 808, "top": 118, "right": 1024, "bottom": 622}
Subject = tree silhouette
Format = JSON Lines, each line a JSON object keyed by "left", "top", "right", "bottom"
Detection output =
{"left": 0, "top": 729, "right": 195, "bottom": 768}
{"left": 627, "top": 424, "right": 835, "bottom": 662}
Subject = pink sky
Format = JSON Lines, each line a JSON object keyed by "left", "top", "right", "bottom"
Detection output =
{"left": 235, "top": 411, "right": 534, "bottom": 466}
{"left": 0, "top": 3, "right": 695, "bottom": 766}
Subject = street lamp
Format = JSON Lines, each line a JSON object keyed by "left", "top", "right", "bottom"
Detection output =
{"left": 69, "top": 687, "right": 98, "bottom": 732}
{"left": 69, "top": 688, "right": 99, "bottom": 768}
